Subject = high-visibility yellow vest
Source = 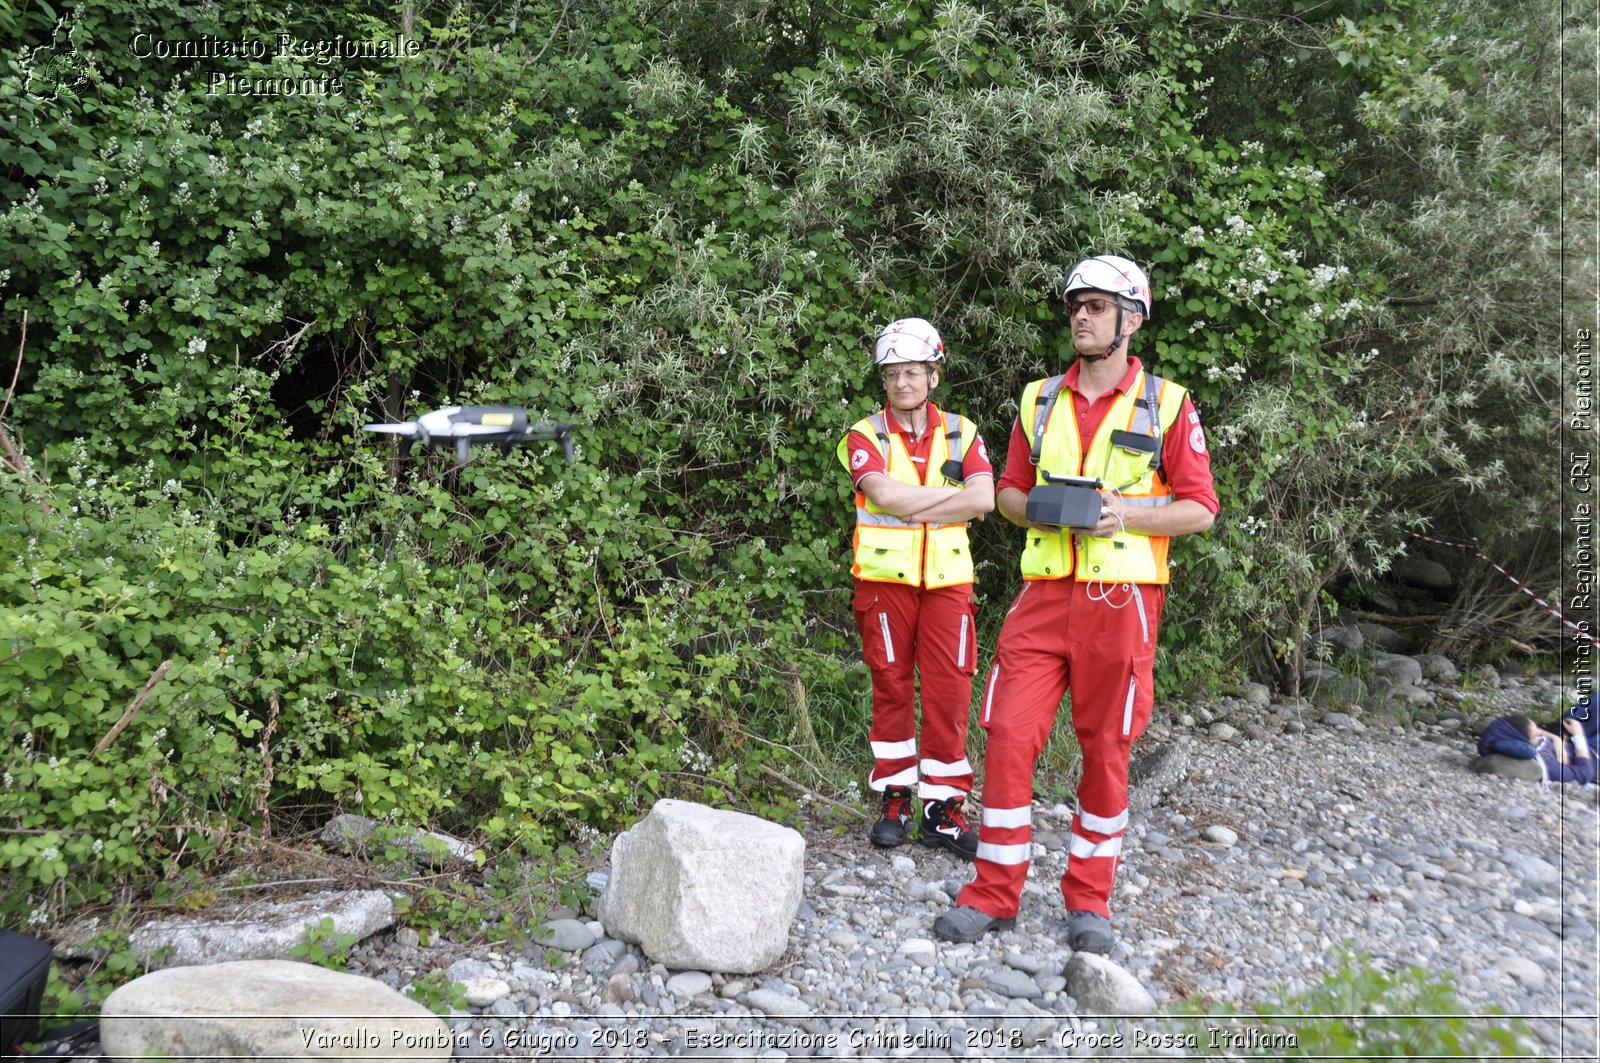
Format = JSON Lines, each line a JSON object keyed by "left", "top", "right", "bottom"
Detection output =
{"left": 1018, "top": 369, "right": 1188, "bottom": 584}
{"left": 836, "top": 406, "right": 976, "bottom": 589}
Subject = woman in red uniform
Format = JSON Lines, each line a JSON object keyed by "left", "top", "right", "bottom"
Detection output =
{"left": 837, "top": 318, "right": 995, "bottom": 858}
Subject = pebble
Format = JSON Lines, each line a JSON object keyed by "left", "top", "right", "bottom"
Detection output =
{"left": 343, "top": 670, "right": 1593, "bottom": 1062}
{"left": 534, "top": 919, "right": 596, "bottom": 952}
{"left": 459, "top": 977, "right": 510, "bottom": 1007}
{"left": 984, "top": 967, "right": 1043, "bottom": 999}
{"left": 664, "top": 971, "right": 712, "bottom": 998}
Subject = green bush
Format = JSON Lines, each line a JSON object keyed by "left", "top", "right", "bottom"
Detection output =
{"left": 0, "top": 0, "right": 1572, "bottom": 927}
{"left": 1164, "top": 950, "right": 1538, "bottom": 1059}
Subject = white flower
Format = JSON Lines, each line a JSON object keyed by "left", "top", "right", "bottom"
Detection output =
{"left": 186, "top": 337, "right": 207, "bottom": 355}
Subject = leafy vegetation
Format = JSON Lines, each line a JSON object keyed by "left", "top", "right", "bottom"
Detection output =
{"left": 1164, "top": 950, "right": 1538, "bottom": 1058}
{"left": 0, "top": 0, "right": 1580, "bottom": 948}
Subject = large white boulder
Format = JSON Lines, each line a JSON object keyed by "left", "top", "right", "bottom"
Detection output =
{"left": 598, "top": 799, "right": 804, "bottom": 974}
{"left": 100, "top": 960, "right": 452, "bottom": 1060}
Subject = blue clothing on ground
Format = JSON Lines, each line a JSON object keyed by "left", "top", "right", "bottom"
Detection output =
{"left": 1478, "top": 717, "right": 1536, "bottom": 760}
{"left": 1537, "top": 735, "right": 1597, "bottom": 786}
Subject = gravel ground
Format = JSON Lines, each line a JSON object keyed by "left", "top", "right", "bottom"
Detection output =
{"left": 345, "top": 670, "right": 1599, "bottom": 1062}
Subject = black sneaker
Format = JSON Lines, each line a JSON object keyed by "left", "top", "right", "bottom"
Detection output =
{"left": 870, "top": 786, "right": 914, "bottom": 847}
{"left": 917, "top": 797, "right": 978, "bottom": 860}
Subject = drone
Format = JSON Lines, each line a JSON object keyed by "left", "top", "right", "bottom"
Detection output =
{"left": 363, "top": 406, "right": 576, "bottom": 465}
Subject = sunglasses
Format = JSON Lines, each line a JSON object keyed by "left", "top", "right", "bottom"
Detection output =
{"left": 1068, "top": 297, "right": 1121, "bottom": 317}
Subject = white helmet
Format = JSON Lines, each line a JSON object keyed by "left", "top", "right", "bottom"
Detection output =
{"left": 874, "top": 318, "right": 945, "bottom": 366}
{"left": 1063, "top": 255, "right": 1153, "bottom": 321}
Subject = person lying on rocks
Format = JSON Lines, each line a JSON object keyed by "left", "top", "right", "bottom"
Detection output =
{"left": 1539, "top": 693, "right": 1597, "bottom": 747}
{"left": 1479, "top": 713, "right": 1595, "bottom": 786}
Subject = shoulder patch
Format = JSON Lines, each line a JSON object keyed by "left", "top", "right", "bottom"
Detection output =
{"left": 1189, "top": 425, "right": 1207, "bottom": 454}
{"left": 851, "top": 449, "right": 869, "bottom": 470}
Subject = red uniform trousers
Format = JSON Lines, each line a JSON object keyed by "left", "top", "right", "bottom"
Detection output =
{"left": 956, "top": 577, "right": 1164, "bottom": 919}
{"left": 853, "top": 580, "right": 979, "bottom": 802}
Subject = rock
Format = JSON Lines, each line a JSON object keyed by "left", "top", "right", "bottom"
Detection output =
{"left": 1063, "top": 953, "right": 1156, "bottom": 1014}
{"left": 534, "top": 919, "right": 597, "bottom": 953}
{"left": 127, "top": 890, "right": 395, "bottom": 968}
{"left": 321, "top": 814, "right": 482, "bottom": 867}
{"left": 101, "top": 960, "right": 449, "bottom": 1061}
{"left": 598, "top": 799, "right": 805, "bottom": 974}
{"left": 744, "top": 988, "right": 812, "bottom": 1017}
{"left": 1469, "top": 663, "right": 1502, "bottom": 687}
{"left": 445, "top": 959, "right": 498, "bottom": 984}
{"left": 1494, "top": 955, "right": 1547, "bottom": 988}
{"left": 1355, "top": 622, "right": 1411, "bottom": 654}
{"left": 580, "top": 939, "right": 629, "bottom": 976}
{"left": 1321, "top": 712, "right": 1362, "bottom": 731}
{"left": 1003, "top": 950, "right": 1050, "bottom": 975}
{"left": 899, "top": 938, "right": 938, "bottom": 967}
{"left": 1202, "top": 825, "right": 1239, "bottom": 846}
{"left": 1469, "top": 755, "right": 1544, "bottom": 782}
{"left": 1502, "top": 850, "right": 1561, "bottom": 889}
{"left": 1378, "top": 684, "right": 1435, "bottom": 706}
{"left": 1395, "top": 557, "right": 1453, "bottom": 596}
{"left": 1129, "top": 745, "right": 1189, "bottom": 813}
{"left": 460, "top": 978, "right": 509, "bottom": 1007}
{"left": 601, "top": 974, "right": 635, "bottom": 1005}
{"left": 665, "top": 970, "right": 713, "bottom": 998}
{"left": 1302, "top": 668, "right": 1366, "bottom": 709}
{"left": 1414, "top": 654, "right": 1459, "bottom": 683}
{"left": 1371, "top": 654, "right": 1425, "bottom": 688}
{"left": 1209, "top": 721, "right": 1239, "bottom": 742}
{"left": 1310, "top": 625, "right": 1364, "bottom": 659}
{"left": 1239, "top": 682, "right": 1272, "bottom": 707}
{"left": 983, "top": 968, "right": 1043, "bottom": 999}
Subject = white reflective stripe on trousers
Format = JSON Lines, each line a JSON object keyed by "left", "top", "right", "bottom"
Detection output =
{"left": 879, "top": 612, "right": 895, "bottom": 663}
{"left": 1068, "top": 833, "right": 1124, "bottom": 859}
{"left": 874, "top": 766, "right": 917, "bottom": 788}
{"left": 1075, "top": 806, "right": 1129, "bottom": 835}
{"left": 982, "top": 805, "right": 1032, "bottom": 830}
{"left": 871, "top": 739, "right": 918, "bottom": 759}
{"left": 921, "top": 757, "right": 972, "bottom": 776}
{"left": 976, "top": 841, "right": 1031, "bottom": 865}
{"left": 1122, "top": 677, "right": 1136, "bottom": 737}
{"left": 957, "top": 613, "right": 969, "bottom": 669}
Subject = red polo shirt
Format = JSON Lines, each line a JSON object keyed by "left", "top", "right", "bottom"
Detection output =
{"left": 995, "top": 358, "right": 1219, "bottom": 512}
{"left": 845, "top": 403, "right": 995, "bottom": 488}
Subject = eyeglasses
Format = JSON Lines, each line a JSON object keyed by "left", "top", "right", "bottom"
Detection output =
{"left": 880, "top": 366, "right": 930, "bottom": 383}
{"left": 1068, "top": 297, "right": 1120, "bottom": 317}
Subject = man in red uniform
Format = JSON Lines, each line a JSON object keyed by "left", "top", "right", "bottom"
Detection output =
{"left": 837, "top": 318, "right": 995, "bottom": 858}
{"left": 931, "top": 257, "right": 1219, "bottom": 951}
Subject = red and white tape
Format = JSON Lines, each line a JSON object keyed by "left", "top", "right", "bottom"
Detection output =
{"left": 1405, "top": 531, "right": 1599, "bottom": 646}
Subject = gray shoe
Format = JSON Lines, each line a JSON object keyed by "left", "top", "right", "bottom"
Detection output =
{"left": 1066, "top": 909, "right": 1113, "bottom": 954}
{"left": 932, "top": 905, "right": 1016, "bottom": 943}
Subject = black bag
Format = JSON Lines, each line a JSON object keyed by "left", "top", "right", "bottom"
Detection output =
{"left": 0, "top": 930, "right": 52, "bottom": 1059}
{"left": 22, "top": 1019, "right": 104, "bottom": 1060}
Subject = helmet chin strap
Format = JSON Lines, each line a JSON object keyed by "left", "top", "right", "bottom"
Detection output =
{"left": 1077, "top": 303, "right": 1127, "bottom": 363}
